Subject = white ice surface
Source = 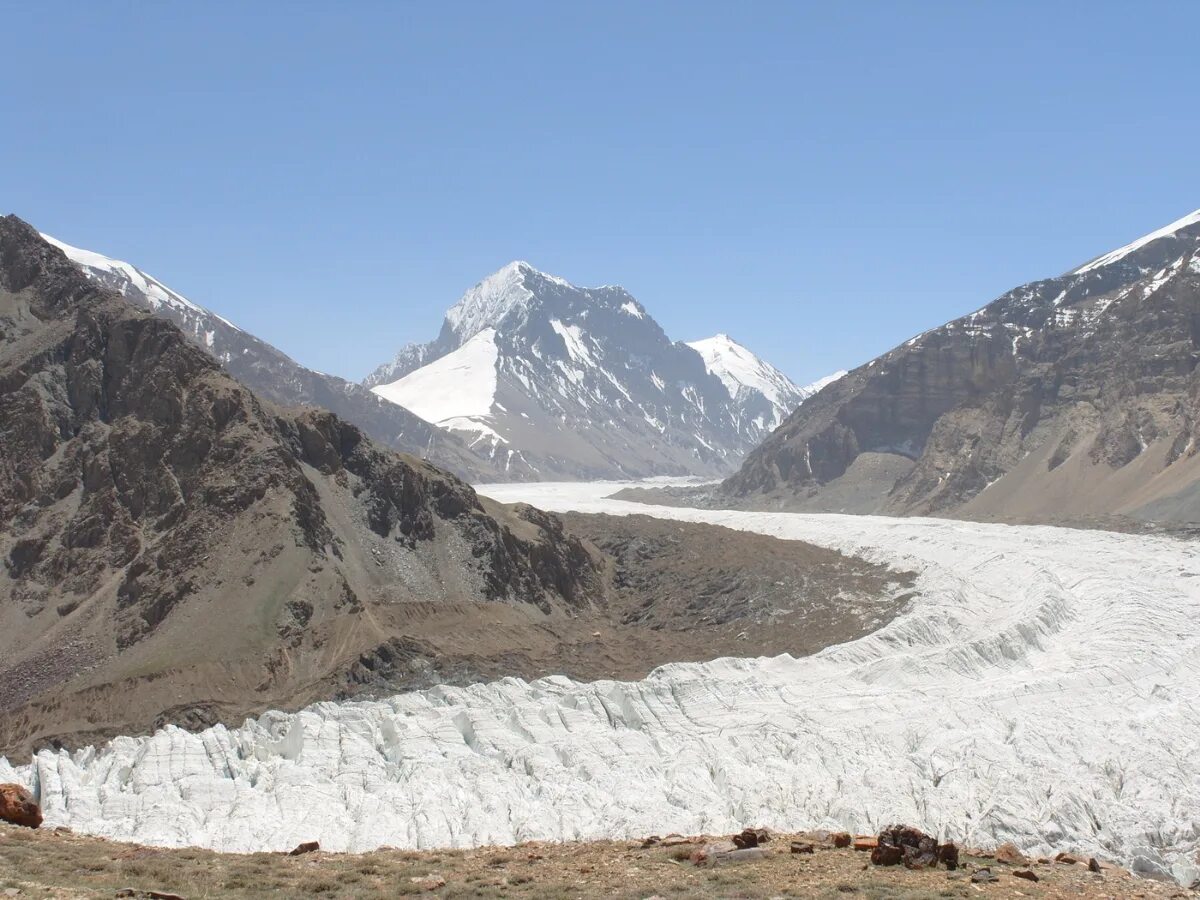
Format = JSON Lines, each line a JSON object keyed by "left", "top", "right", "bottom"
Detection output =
{"left": 371, "top": 328, "right": 500, "bottom": 427}
{"left": 3, "top": 482, "right": 1199, "bottom": 884}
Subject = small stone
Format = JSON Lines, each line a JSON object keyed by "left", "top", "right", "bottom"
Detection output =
{"left": 971, "top": 868, "right": 999, "bottom": 883}
{"left": 689, "top": 841, "right": 737, "bottom": 866}
{"left": 1055, "top": 852, "right": 1080, "bottom": 864}
{"left": 1013, "top": 869, "right": 1039, "bottom": 882}
{"left": 790, "top": 842, "right": 815, "bottom": 854}
{"left": 409, "top": 875, "right": 446, "bottom": 891}
{"left": 1087, "top": 857, "right": 1102, "bottom": 873}
{"left": 660, "top": 834, "right": 690, "bottom": 847}
{"left": 288, "top": 841, "right": 320, "bottom": 856}
{"left": 831, "top": 832, "right": 853, "bottom": 848}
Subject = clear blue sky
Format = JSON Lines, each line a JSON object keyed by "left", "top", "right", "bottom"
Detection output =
{"left": 4, "top": 2, "right": 1196, "bottom": 385}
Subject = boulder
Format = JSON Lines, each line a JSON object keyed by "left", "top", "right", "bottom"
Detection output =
{"left": 0, "top": 784, "right": 41, "bottom": 829}
{"left": 938, "top": 842, "right": 959, "bottom": 871}
{"left": 790, "top": 842, "right": 815, "bottom": 855}
{"left": 1013, "top": 869, "right": 1039, "bottom": 882}
{"left": 732, "top": 827, "right": 770, "bottom": 849}
{"left": 870, "top": 844, "right": 903, "bottom": 866}
{"left": 287, "top": 841, "right": 320, "bottom": 856}
{"left": 831, "top": 832, "right": 853, "bottom": 848}
{"left": 995, "top": 841, "right": 1028, "bottom": 865}
{"left": 873, "top": 825, "right": 941, "bottom": 870}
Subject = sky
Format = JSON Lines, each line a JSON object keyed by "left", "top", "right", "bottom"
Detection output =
{"left": 3, "top": 2, "right": 1197, "bottom": 386}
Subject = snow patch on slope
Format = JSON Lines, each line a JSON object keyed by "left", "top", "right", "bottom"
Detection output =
{"left": 1071, "top": 208, "right": 1200, "bottom": 275}
{"left": 799, "top": 369, "right": 847, "bottom": 396}
{"left": 5, "top": 481, "right": 1199, "bottom": 887}
{"left": 371, "top": 328, "right": 499, "bottom": 428}
{"left": 41, "top": 233, "right": 238, "bottom": 329}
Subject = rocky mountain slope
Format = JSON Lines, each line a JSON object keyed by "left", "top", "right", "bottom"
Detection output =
{"left": 41, "top": 234, "right": 499, "bottom": 481}
{"left": 366, "top": 262, "right": 810, "bottom": 480}
{"left": 0, "top": 216, "right": 602, "bottom": 754}
{"left": 722, "top": 208, "right": 1200, "bottom": 524}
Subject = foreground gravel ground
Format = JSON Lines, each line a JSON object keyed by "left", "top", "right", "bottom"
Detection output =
{"left": 1, "top": 823, "right": 1191, "bottom": 899}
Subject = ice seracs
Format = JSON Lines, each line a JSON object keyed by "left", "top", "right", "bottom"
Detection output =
{"left": 5, "top": 481, "right": 1199, "bottom": 887}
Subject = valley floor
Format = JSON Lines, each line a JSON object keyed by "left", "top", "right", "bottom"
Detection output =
{"left": 1, "top": 822, "right": 1185, "bottom": 899}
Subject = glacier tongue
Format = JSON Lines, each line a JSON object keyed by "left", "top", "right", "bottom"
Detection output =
{"left": 4, "top": 483, "right": 1200, "bottom": 885}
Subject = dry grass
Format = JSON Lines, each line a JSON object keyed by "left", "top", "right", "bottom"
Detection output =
{"left": 0, "top": 824, "right": 1185, "bottom": 899}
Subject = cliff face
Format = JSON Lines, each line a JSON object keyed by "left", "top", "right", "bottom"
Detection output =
{"left": 0, "top": 216, "right": 604, "bottom": 755}
{"left": 723, "top": 214, "right": 1200, "bottom": 524}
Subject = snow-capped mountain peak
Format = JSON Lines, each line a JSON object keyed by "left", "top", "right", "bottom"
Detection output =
{"left": 687, "top": 333, "right": 833, "bottom": 432}
{"left": 368, "top": 267, "right": 813, "bottom": 479}
{"left": 445, "top": 261, "right": 575, "bottom": 342}
{"left": 687, "top": 333, "right": 797, "bottom": 408}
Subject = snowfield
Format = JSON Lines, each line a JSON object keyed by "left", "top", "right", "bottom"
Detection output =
{"left": 3, "top": 482, "right": 1199, "bottom": 885}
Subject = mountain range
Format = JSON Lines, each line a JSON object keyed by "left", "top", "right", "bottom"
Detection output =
{"left": 721, "top": 208, "right": 1200, "bottom": 525}
{"left": 43, "top": 240, "right": 820, "bottom": 483}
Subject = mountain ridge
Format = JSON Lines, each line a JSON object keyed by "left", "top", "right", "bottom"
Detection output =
{"left": 721, "top": 207, "right": 1200, "bottom": 524}
{"left": 40, "top": 233, "right": 502, "bottom": 482}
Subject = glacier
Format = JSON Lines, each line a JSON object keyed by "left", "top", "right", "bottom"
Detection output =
{"left": 3, "top": 481, "right": 1199, "bottom": 886}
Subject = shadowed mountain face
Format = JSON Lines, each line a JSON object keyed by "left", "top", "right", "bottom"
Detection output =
{"left": 0, "top": 216, "right": 604, "bottom": 754}
{"left": 722, "top": 210, "right": 1200, "bottom": 525}
{"left": 365, "top": 262, "right": 810, "bottom": 480}
{"left": 41, "top": 234, "right": 501, "bottom": 482}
